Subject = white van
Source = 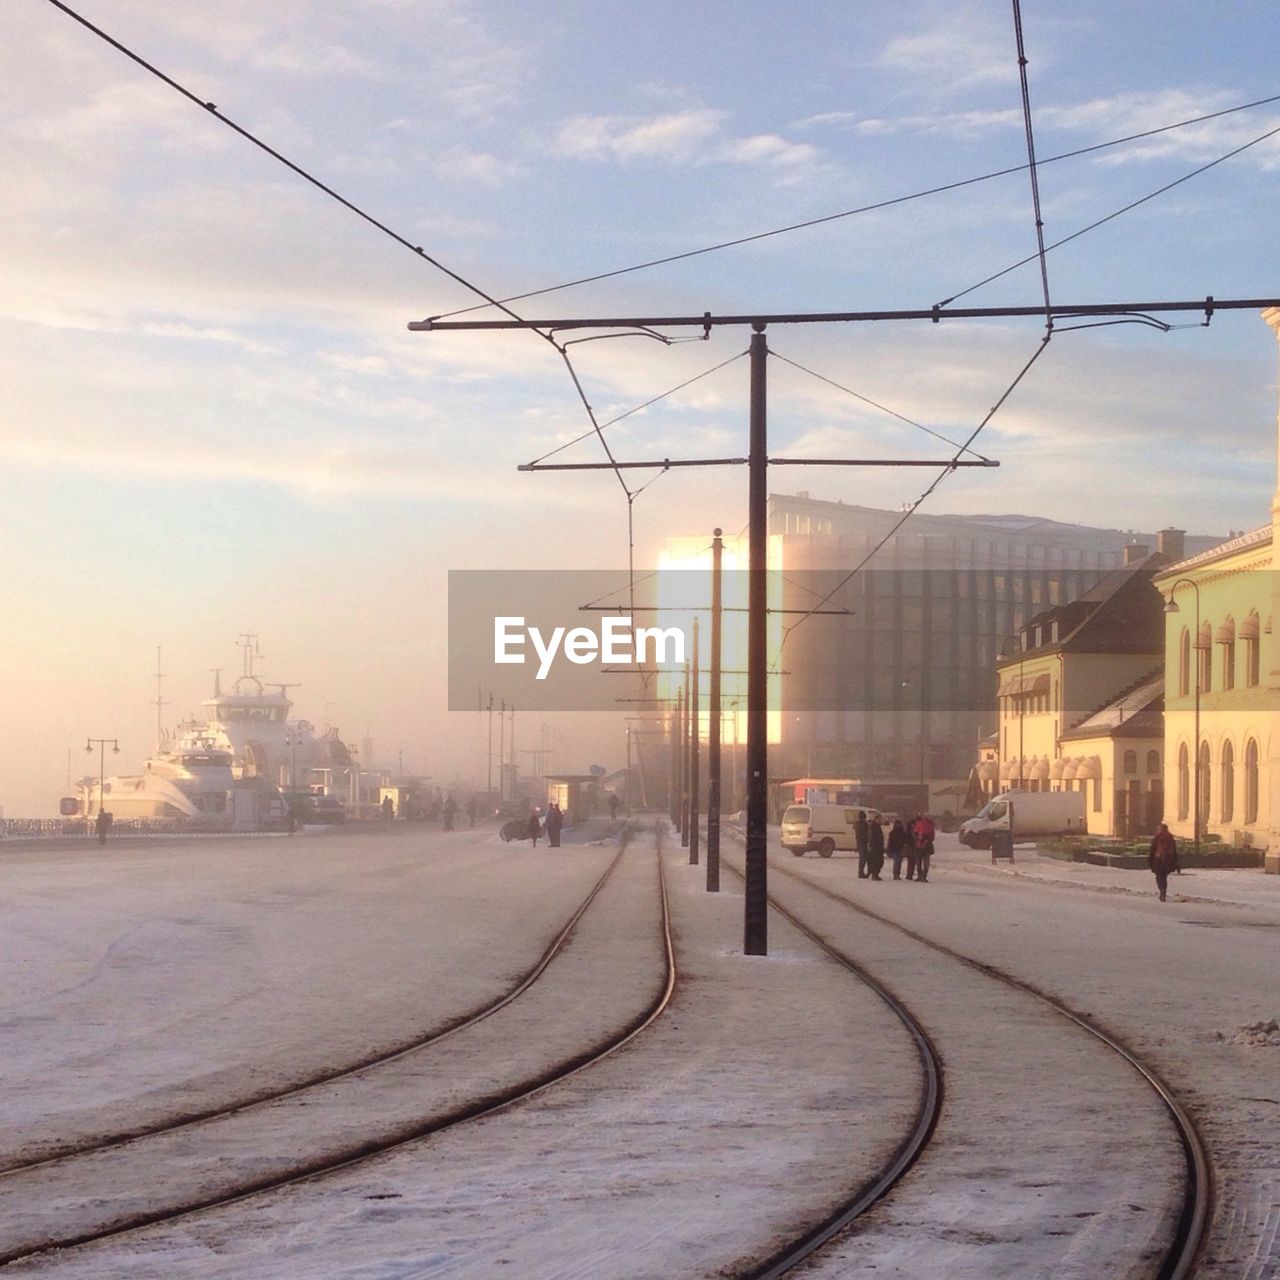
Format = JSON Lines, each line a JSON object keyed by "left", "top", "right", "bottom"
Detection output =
{"left": 958, "top": 790, "right": 1086, "bottom": 848}
{"left": 780, "top": 803, "right": 888, "bottom": 857}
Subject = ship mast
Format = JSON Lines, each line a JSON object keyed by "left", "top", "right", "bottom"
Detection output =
{"left": 153, "top": 645, "right": 167, "bottom": 750}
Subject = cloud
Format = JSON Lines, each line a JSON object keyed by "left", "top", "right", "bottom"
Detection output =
{"left": 553, "top": 110, "right": 728, "bottom": 163}
{"left": 434, "top": 145, "right": 523, "bottom": 185}
{"left": 878, "top": 14, "right": 1021, "bottom": 93}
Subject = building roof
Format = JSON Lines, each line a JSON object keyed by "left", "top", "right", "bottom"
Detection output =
{"left": 1060, "top": 670, "right": 1164, "bottom": 741}
{"left": 998, "top": 553, "right": 1172, "bottom": 663}
{"left": 1154, "top": 522, "right": 1272, "bottom": 577}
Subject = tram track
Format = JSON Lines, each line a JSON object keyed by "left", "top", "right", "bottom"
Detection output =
{"left": 0, "top": 822, "right": 675, "bottom": 1268}
{"left": 726, "top": 832, "right": 1210, "bottom": 1280}
{"left": 1, "top": 837, "right": 629, "bottom": 1178}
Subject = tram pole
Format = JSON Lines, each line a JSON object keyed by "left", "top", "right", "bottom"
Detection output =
{"left": 706, "top": 528, "right": 723, "bottom": 892}
{"left": 689, "top": 616, "right": 700, "bottom": 865}
{"left": 744, "top": 325, "right": 769, "bottom": 955}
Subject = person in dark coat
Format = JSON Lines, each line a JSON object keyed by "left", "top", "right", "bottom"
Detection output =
{"left": 912, "top": 813, "right": 936, "bottom": 882}
{"left": 545, "top": 802, "right": 564, "bottom": 847}
{"left": 887, "top": 819, "right": 908, "bottom": 879}
{"left": 609, "top": 793, "right": 620, "bottom": 821}
{"left": 95, "top": 809, "right": 112, "bottom": 846}
{"left": 442, "top": 794, "right": 457, "bottom": 831}
{"left": 916, "top": 814, "right": 936, "bottom": 885}
{"left": 854, "top": 811, "right": 870, "bottom": 878}
{"left": 527, "top": 810, "right": 543, "bottom": 847}
{"left": 866, "top": 816, "right": 885, "bottom": 880}
{"left": 1149, "top": 822, "right": 1179, "bottom": 902}
{"left": 465, "top": 797, "right": 478, "bottom": 828}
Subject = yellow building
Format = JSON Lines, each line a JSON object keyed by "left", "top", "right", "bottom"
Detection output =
{"left": 1153, "top": 308, "right": 1280, "bottom": 872}
{"left": 993, "top": 542, "right": 1177, "bottom": 836}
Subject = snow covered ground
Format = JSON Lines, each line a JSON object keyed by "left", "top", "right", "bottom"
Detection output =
{"left": 1, "top": 822, "right": 1275, "bottom": 1277}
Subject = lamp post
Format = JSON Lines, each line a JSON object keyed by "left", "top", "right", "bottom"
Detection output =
{"left": 1164, "top": 578, "right": 1202, "bottom": 859}
{"left": 900, "top": 665, "right": 926, "bottom": 811}
{"left": 998, "top": 634, "right": 1026, "bottom": 791}
{"left": 84, "top": 737, "right": 119, "bottom": 834}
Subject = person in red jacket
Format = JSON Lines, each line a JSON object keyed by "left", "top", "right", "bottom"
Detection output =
{"left": 1149, "top": 823, "right": 1179, "bottom": 902}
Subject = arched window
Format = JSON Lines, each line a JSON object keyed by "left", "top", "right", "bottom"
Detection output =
{"left": 1217, "top": 617, "right": 1236, "bottom": 690}
{"left": 1177, "top": 742, "right": 1189, "bottom": 820}
{"left": 1123, "top": 749, "right": 1137, "bottom": 774}
{"left": 1197, "top": 741, "right": 1211, "bottom": 832}
{"left": 1145, "top": 749, "right": 1160, "bottom": 774}
{"left": 1242, "top": 612, "right": 1261, "bottom": 686}
{"left": 1197, "top": 621, "right": 1212, "bottom": 694}
{"left": 1220, "top": 740, "right": 1234, "bottom": 824}
{"left": 1245, "top": 739, "right": 1259, "bottom": 824}
{"left": 1178, "top": 628, "right": 1191, "bottom": 697}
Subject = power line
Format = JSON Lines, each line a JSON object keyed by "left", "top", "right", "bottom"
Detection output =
{"left": 768, "top": 350, "right": 990, "bottom": 461}
{"left": 42, "top": 0, "right": 537, "bottom": 335}
{"left": 939, "top": 117, "right": 1280, "bottom": 308}
{"left": 1012, "top": 0, "right": 1053, "bottom": 328}
{"left": 432, "top": 92, "right": 1280, "bottom": 321}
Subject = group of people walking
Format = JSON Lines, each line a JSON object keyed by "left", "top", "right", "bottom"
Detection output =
{"left": 856, "top": 811, "right": 936, "bottom": 882}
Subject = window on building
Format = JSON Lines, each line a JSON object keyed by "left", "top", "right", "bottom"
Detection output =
{"left": 1123, "top": 750, "right": 1137, "bottom": 774}
{"left": 1145, "top": 749, "right": 1160, "bottom": 775}
{"left": 1220, "top": 740, "right": 1234, "bottom": 824}
{"left": 1177, "top": 742, "right": 1189, "bottom": 821}
{"left": 1178, "top": 628, "right": 1190, "bottom": 697}
{"left": 1245, "top": 739, "right": 1260, "bottom": 824}
{"left": 1197, "top": 740, "right": 1211, "bottom": 830}
{"left": 1218, "top": 617, "right": 1236, "bottom": 690}
{"left": 1243, "top": 613, "right": 1261, "bottom": 686}
{"left": 1092, "top": 777, "right": 1102, "bottom": 812}
{"left": 1197, "top": 622, "right": 1212, "bottom": 694}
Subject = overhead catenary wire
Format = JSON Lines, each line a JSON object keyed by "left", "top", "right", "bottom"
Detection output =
{"left": 939, "top": 117, "right": 1280, "bottom": 308}
{"left": 44, "top": 0, "right": 663, "bottom": 611}
{"left": 432, "top": 91, "right": 1280, "bottom": 321}
{"left": 1012, "top": 0, "right": 1053, "bottom": 328}
{"left": 768, "top": 350, "right": 990, "bottom": 461}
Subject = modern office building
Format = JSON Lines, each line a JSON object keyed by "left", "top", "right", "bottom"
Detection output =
{"left": 758, "top": 493, "right": 1220, "bottom": 808}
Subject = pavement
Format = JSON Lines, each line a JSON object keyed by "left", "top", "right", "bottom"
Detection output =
{"left": 941, "top": 833, "right": 1280, "bottom": 914}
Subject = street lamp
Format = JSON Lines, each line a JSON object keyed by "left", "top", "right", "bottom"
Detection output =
{"left": 900, "top": 666, "right": 926, "bottom": 809}
{"left": 84, "top": 737, "right": 119, "bottom": 833}
{"left": 998, "top": 633, "right": 1026, "bottom": 791}
{"left": 1164, "top": 578, "right": 1202, "bottom": 859}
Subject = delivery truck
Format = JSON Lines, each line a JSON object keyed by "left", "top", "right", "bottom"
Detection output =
{"left": 958, "top": 790, "right": 1086, "bottom": 848}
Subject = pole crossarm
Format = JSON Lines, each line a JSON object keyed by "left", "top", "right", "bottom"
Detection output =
{"left": 578, "top": 604, "right": 853, "bottom": 616}
{"left": 519, "top": 457, "right": 998, "bottom": 471}
{"left": 410, "top": 296, "right": 1277, "bottom": 332}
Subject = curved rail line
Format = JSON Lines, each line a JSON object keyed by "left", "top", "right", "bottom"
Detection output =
{"left": 718, "top": 859, "right": 944, "bottom": 1280}
{"left": 1, "top": 836, "right": 629, "bottom": 1178}
{"left": 748, "top": 839, "right": 1211, "bottom": 1280}
{"left": 0, "top": 824, "right": 676, "bottom": 1267}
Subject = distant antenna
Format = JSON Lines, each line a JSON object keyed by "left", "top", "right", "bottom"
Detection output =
{"left": 237, "top": 633, "right": 263, "bottom": 680}
{"left": 154, "top": 645, "right": 168, "bottom": 750}
{"left": 211, "top": 668, "right": 223, "bottom": 698}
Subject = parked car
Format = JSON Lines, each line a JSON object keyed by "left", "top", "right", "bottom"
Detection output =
{"left": 781, "top": 803, "right": 893, "bottom": 857}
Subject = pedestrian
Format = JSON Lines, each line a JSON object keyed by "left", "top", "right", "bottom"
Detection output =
{"left": 1149, "top": 822, "right": 1179, "bottom": 902}
{"left": 887, "top": 818, "right": 908, "bottom": 879}
{"left": 545, "top": 802, "right": 564, "bottom": 847}
{"left": 527, "top": 809, "right": 542, "bottom": 847}
{"left": 609, "top": 792, "right": 620, "bottom": 821}
{"left": 465, "top": 797, "right": 478, "bottom": 828}
{"left": 866, "top": 815, "right": 885, "bottom": 880}
{"left": 913, "top": 812, "right": 936, "bottom": 882}
{"left": 381, "top": 795, "right": 394, "bottom": 821}
{"left": 854, "top": 810, "right": 870, "bottom": 878}
{"left": 95, "top": 809, "right": 112, "bottom": 847}
{"left": 443, "top": 794, "right": 457, "bottom": 831}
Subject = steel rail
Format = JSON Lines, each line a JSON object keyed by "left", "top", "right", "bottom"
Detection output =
{"left": 0, "top": 824, "right": 676, "bottom": 1267}
{"left": 718, "top": 859, "right": 944, "bottom": 1280}
{"left": 745, "top": 837, "right": 1210, "bottom": 1280}
{"left": 0, "top": 837, "right": 629, "bottom": 1180}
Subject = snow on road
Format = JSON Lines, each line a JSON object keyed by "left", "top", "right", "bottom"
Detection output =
{"left": 2, "top": 822, "right": 1276, "bottom": 1277}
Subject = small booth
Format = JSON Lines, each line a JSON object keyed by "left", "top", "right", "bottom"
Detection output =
{"left": 545, "top": 774, "right": 599, "bottom": 827}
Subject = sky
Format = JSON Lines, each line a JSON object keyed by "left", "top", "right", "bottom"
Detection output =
{"left": 3, "top": 0, "right": 1280, "bottom": 815}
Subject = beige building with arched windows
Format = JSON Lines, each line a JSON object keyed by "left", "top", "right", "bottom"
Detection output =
{"left": 1154, "top": 307, "right": 1280, "bottom": 872}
